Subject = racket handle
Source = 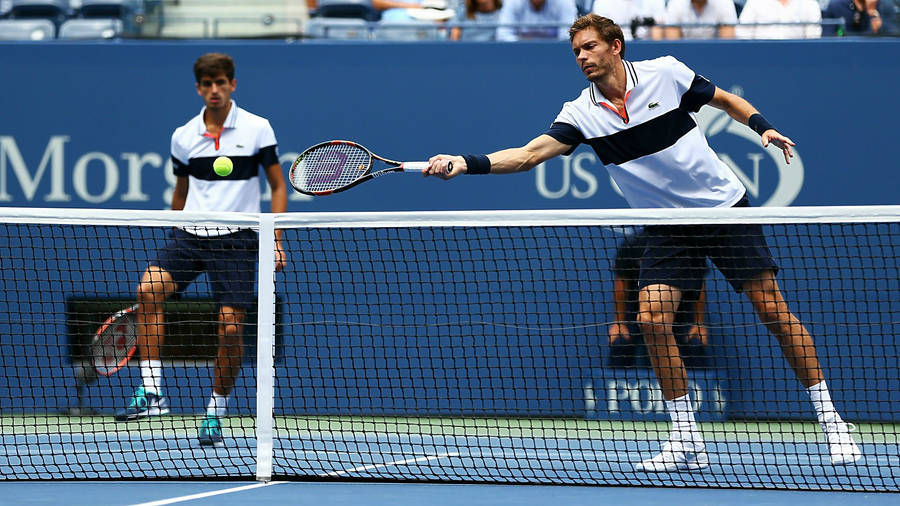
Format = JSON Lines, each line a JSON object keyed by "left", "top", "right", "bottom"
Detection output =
{"left": 401, "top": 161, "right": 454, "bottom": 174}
{"left": 400, "top": 162, "right": 428, "bottom": 171}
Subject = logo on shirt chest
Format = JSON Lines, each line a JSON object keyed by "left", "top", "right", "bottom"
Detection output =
{"left": 648, "top": 102, "right": 660, "bottom": 109}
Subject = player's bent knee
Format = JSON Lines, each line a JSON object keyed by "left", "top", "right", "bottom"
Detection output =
{"left": 752, "top": 300, "right": 789, "bottom": 325}
{"left": 636, "top": 311, "right": 673, "bottom": 339}
{"left": 220, "top": 323, "right": 243, "bottom": 338}
{"left": 137, "top": 267, "right": 175, "bottom": 302}
{"left": 136, "top": 282, "right": 167, "bottom": 305}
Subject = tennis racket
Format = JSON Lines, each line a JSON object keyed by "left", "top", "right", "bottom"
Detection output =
{"left": 91, "top": 304, "right": 138, "bottom": 376}
{"left": 289, "top": 140, "right": 451, "bottom": 196}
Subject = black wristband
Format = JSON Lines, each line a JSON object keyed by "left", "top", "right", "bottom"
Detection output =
{"left": 748, "top": 113, "right": 775, "bottom": 136}
{"left": 463, "top": 154, "right": 491, "bottom": 174}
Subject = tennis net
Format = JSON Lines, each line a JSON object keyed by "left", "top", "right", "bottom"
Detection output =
{"left": 0, "top": 206, "right": 898, "bottom": 490}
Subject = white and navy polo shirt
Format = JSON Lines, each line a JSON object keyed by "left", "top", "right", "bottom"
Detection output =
{"left": 171, "top": 100, "right": 279, "bottom": 235}
{"left": 546, "top": 56, "right": 745, "bottom": 209}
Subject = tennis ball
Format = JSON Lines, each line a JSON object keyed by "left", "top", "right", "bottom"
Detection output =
{"left": 213, "top": 156, "right": 233, "bottom": 177}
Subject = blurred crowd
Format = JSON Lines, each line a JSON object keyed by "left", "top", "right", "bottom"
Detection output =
{"left": 338, "top": 0, "right": 900, "bottom": 40}
{"left": 0, "top": 0, "right": 897, "bottom": 40}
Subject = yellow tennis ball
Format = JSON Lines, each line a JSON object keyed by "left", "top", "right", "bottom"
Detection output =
{"left": 213, "top": 156, "right": 233, "bottom": 177}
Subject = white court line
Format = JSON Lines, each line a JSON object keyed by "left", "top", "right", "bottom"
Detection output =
{"left": 129, "top": 481, "right": 288, "bottom": 506}
{"left": 320, "top": 452, "right": 459, "bottom": 477}
{"left": 127, "top": 453, "right": 457, "bottom": 505}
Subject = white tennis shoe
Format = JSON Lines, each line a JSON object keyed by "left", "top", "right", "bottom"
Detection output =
{"left": 822, "top": 419, "right": 862, "bottom": 465}
{"left": 635, "top": 432, "right": 709, "bottom": 472}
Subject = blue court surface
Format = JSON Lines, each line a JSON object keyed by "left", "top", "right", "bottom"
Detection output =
{"left": 2, "top": 481, "right": 899, "bottom": 506}
{"left": 2, "top": 416, "right": 899, "bottom": 488}
{"left": 2, "top": 415, "right": 899, "bottom": 504}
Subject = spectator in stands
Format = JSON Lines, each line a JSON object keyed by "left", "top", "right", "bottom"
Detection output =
{"left": 451, "top": 0, "right": 503, "bottom": 40}
{"left": 608, "top": 228, "right": 709, "bottom": 369}
{"left": 736, "top": 0, "right": 822, "bottom": 38}
{"left": 591, "top": 0, "right": 666, "bottom": 39}
{"left": 575, "top": 0, "right": 593, "bottom": 16}
{"left": 663, "top": 0, "right": 738, "bottom": 39}
{"left": 115, "top": 53, "right": 288, "bottom": 448}
{"left": 376, "top": 0, "right": 459, "bottom": 33}
{"left": 496, "top": 0, "right": 578, "bottom": 41}
{"left": 328, "top": 0, "right": 452, "bottom": 22}
{"left": 822, "top": 0, "right": 899, "bottom": 35}
{"left": 374, "top": 0, "right": 448, "bottom": 12}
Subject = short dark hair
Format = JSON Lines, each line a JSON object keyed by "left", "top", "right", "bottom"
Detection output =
{"left": 569, "top": 14, "right": 626, "bottom": 58}
{"left": 193, "top": 53, "right": 235, "bottom": 82}
{"left": 465, "top": 0, "right": 501, "bottom": 19}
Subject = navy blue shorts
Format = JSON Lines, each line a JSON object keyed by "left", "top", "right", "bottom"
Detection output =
{"left": 150, "top": 228, "right": 258, "bottom": 309}
{"left": 638, "top": 196, "right": 778, "bottom": 293}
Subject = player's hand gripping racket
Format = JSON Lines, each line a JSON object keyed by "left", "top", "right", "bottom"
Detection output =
{"left": 289, "top": 140, "right": 451, "bottom": 196}
{"left": 91, "top": 304, "right": 138, "bottom": 376}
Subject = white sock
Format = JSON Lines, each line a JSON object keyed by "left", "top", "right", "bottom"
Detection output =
{"left": 140, "top": 360, "right": 163, "bottom": 395}
{"left": 665, "top": 394, "right": 699, "bottom": 437}
{"left": 807, "top": 380, "right": 840, "bottom": 424}
{"left": 207, "top": 392, "right": 229, "bottom": 418}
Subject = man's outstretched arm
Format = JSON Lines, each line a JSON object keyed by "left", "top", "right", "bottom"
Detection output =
{"left": 424, "top": 134, "right": 573, "bottom": 178}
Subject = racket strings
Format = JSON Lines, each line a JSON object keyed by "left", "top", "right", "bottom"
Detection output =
{"left": 92, "top": 312, "right": 137, "bottom": 375}
{"left": 293, "top": 144, "right": 371, "bottom": 193}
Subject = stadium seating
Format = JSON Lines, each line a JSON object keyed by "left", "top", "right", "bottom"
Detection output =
{"left": 9, "top": 0, "right": 69, "bottom": 18}
{"left": 0, "top": 17, "right": 55, "bottom": 38}
{"left": 78, "top": 0, "right": 133, "bottom": 18}
{"left": 373, "top": 19, "right": 444, "bottom": 40}
{"left": 159, "top": 0, "right": 307, "bottom": 38}
{"left": 315, "top": 0, "right": 378, "bottom": 21}
{"left": 306, "top": 17, "right": 371, "bottom": 39}
{"left": 58, "top": 16, "right": 121, "bottom": 38}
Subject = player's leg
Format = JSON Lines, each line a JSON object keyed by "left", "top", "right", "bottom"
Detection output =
{"left": 634, "top": 283, "right": 709, "bottom": 472}
{"left": 742, "top": 270, "right": 822, "bottom": 386}
{"left": 633, "top": 225, "right": 710, "bottom": 472}
{"left": 198, "top": 229, "right": 257, "bottom": 446}
{"left": 115, "top": 266, "right": 178, "bottom": 421}
{"left": 213, "top": 305, "right": 247, "bottom": 397}
{"left": 639, "top": 284, "right": 687, "bottom": 399}
{"left": 116, "top": 229, "right": 201, "bottom": 421}
{"left": 673, "top": 286, "right": 709, "bottom": 369}
{"left": 210, "top": 305, "right": 246, "bottom": 414}
{"left": 199, "top": 305, "right": 246, "bottom": 447}
{"left": 707, "top": 204, "right": 861, "bottom": 465}
{"left": 742, "top": 270, "right": 861, "bottom": 464}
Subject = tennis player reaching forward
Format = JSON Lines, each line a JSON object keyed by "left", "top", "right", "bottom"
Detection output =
{"left": 114, "top": 53, "right": 287, "bottom": 447}
{"left": 424, "top": 14, "right": 861, "bottom": 471}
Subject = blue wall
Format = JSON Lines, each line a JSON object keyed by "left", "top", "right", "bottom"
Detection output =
{"left": 0, "top": 40, "right": 898, "bottom": 423}
{"left": 1, "top": 39, "right": 899, "bottom": 211}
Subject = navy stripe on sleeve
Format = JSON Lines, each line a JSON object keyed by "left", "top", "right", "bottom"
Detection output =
{"left": 258, "top": 145, "right": 279, "bottom": 168}
{"left": 544, "top": 122, "right": 584, "bottom": 155}
{"left": 679, "top": 75, "right": 716, "bottom": 113}
{"left": 172, "top": 156, "right": 189, "bottom": 177}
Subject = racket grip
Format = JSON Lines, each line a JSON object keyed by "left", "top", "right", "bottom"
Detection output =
{"left": 401, "top": 161, "right": 453, "bottom": 174}
{"left": 401, "top": 162, "right": 428, "bottom": 171}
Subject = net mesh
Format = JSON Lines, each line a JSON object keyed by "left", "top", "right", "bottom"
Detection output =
{"left": 0, "top": 207, "right": 898, "bottom": 490}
